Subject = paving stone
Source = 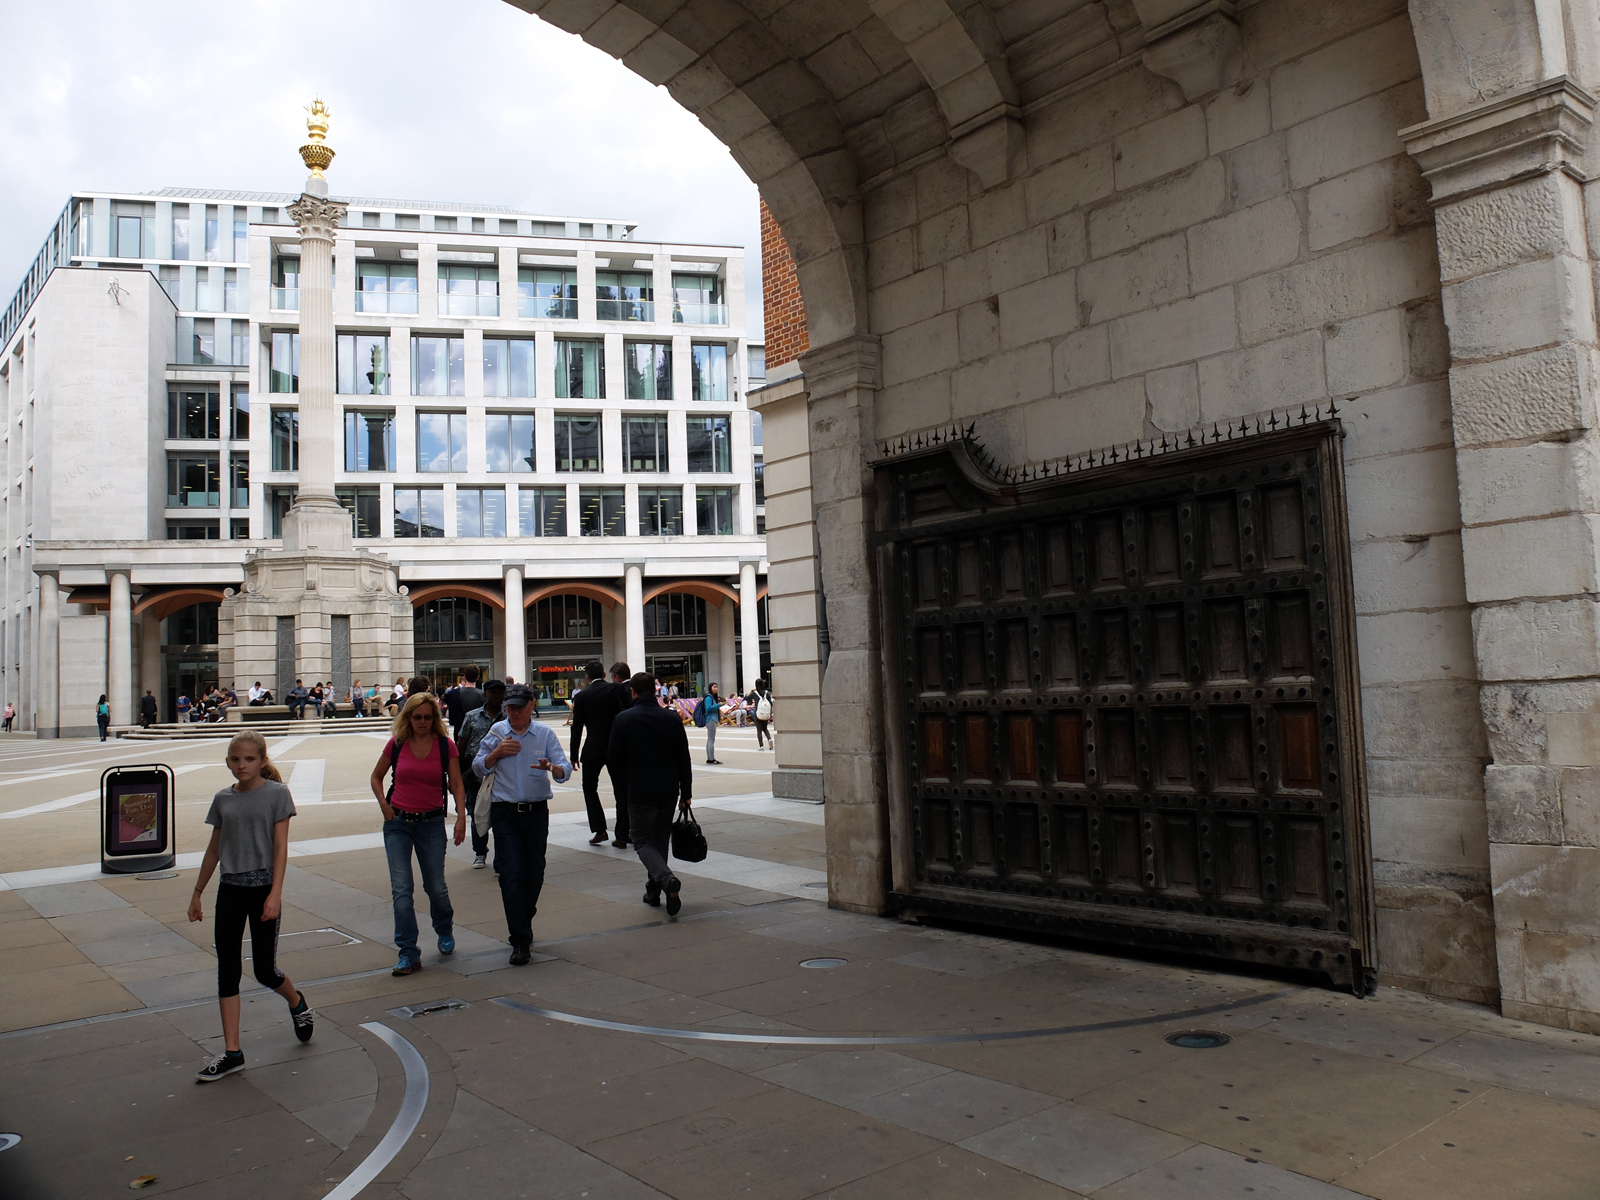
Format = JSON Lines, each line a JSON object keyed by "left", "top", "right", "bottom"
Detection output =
{"left": 1410, "top": 1030, "right": 1600, "bottom": 1106}
{"left": 402, "top": 1126, "right": 671, "bottom": 1200}
{"left": 1098, "top": 1143, "right": 1363, "bottom": 1199}
{"left": 17, "top": 880, "right": 130, "bottom": 918}
{"left": 817, "top": 1144, "right": 1087, "bottom": 1199}
{"left": 959, "top": 1100, "right": 1190, "bottom": 1192}
{"left": 854, "top": 1069, "right": 1061, "bottom": 1141}
{"left": 756, "top": 1049, "right": 950, "bottom": 1106}
{"left": 246, "top": 1045, "right": 377, "bottom": 1111}
{"left": 295, "top": 1093, "right": 377, "bottom": 1150}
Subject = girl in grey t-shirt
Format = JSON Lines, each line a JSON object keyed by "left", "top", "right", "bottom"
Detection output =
{"left": 188, "top": 730, "right": 315, "bottom": 1081}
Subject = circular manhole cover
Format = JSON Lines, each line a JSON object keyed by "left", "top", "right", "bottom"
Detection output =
{"left": 1164, "top": 1030, "right": 1231, "bottom": 1049}
{"left": 803, "top": 882, "right": 828, "bottom": 890}
{"left": 137, "top": 872, "right": 178, "bottom": 881}
{"left": 800, "top": 957, "right": 848, "bottom": 969}
{"left": 0, "top": 1133, "right": 20, "bottom": 1153}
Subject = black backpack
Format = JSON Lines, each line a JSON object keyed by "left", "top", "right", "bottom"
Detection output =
{"left": 387, "top": 737, "right": 450, "bottom": 809}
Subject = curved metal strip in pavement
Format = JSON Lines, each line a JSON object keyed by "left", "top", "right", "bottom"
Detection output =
{"left": 490, "top": 987, "right": 1291, "bottom": 1046}
{"left": 322, "top": 1022, "right": 430, "bottom": 1200}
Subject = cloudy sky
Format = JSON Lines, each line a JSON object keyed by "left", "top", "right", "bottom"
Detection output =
{"left": 0, "top": 0, "right": 764, "bottom": 332}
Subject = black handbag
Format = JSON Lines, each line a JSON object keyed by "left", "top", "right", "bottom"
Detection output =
{"left": 670, "top": 808, "right": 708, "bottom": 863}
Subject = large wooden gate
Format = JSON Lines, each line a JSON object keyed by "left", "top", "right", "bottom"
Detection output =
{"left": 874, "top": 418, "right": 1376, "bottom": 992}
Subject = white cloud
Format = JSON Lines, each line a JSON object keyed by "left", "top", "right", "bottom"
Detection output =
{"left": 0, "top": 0, "right": 764, "bottom": 333}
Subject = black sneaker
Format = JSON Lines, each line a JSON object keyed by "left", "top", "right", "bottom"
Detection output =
{"left": 196, "top": 1051, "right": 245, "bottom": 1083}
{"left": 665, "top": 878, "right": 682, "bottom": 917}
{"left": 509, "top": 941, "right": 531, "bottom": 966}
{"left": 290, "top": 992, "right": 315, "bottom": 1043}
{"left": 643, "top": 886, "right": 661, "bottom": 907}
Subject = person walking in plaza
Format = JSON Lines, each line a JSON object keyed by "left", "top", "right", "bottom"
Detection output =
{"left": 95, "top": 694, "right": 111, "bottom": 741}
{"left": 2, "top": 702, "right": 12, "bottom": 731}
{"left": 444, "top": 664, "right": 483, "bottom": 732}
{"left": 699, "top": 682, "right": 725, "bottom": 764}
{"left": 188, "top": 730, "right": 314, "bottom": 1081}
{"left": 139, "top": 689, "right": 158, "bottom": 729}
{"left": 369, "top": 691, "right": 468, "bottom": 976}
{"left": 609, "top": 673, "right": 694, "bottom": 916}
{"left": 747, "top": 678, "right": 774, "bottom": 750}
{"left": 456, "top": 677, "right": 506, "bottom": 869}
{"left": 569, "top": 660, "right": 631, "bottom": 846}
{"left": 471, "top": 683, "right": 571, "bottom": 965}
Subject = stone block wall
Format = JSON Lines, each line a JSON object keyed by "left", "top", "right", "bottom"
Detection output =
{"left": 859, "top": 4, "right": 1493, "bottom": 999}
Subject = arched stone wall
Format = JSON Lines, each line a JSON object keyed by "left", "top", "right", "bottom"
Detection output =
{"left": 504, "top": 0, "right": 1600, "bottom": 1026}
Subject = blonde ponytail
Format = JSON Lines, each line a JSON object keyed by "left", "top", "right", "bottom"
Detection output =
{"left": 227, "top": 730, "right": 283, "bottom": 782}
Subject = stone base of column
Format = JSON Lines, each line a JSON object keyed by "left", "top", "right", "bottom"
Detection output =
{"left": 221, "top": 547, "right": 413, "bottom": 700}
{"left": 281, "top": 499, "right": 355, "bottom": 554}
{"left": 772, "top": 767, "right": 823, "bottom": 801}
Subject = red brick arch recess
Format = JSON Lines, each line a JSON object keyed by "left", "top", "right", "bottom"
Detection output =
{"left": 521, "top": 582, "right": 624, "bottom": 610}
{"left": 131, "top": 587, "right": 229, "bottom": 623}
{"left": 405, "top": 583, "right": 507, "bottom": 610}
{"left": 641, "top": 581, "right": 740, "bottom": 607}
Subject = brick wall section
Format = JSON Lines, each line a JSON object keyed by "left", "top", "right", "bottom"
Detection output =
{"left": 760, "top": 199, "right": 808, "bottom": 369}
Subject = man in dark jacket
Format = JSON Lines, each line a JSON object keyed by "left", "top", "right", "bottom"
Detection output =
{"left": 139, "top": 690, "right": 158, "bottom": 729}
{"left": 443, "top": 664, "right": 484, "bottom": 731}
{"left": 569, "top": 660, "right": 631, "bottom": 846}
{"left": 607, "top": 672, "right": 694, "bottom": 915}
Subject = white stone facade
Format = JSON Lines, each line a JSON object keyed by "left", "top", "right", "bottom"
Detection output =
{"left": 1, "top": 189, "right": 768, "bottom": 737}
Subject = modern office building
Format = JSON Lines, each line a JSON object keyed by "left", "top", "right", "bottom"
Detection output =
{"left": 0, "top": 187, "right": 767, "bottom": 732}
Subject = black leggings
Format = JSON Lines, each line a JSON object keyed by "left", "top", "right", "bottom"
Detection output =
{"left": 215, "top": 882, "right": 284, "bottom": 999}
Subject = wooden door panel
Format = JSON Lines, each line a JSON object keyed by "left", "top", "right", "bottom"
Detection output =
{"left": 883, "top": 420, "right": 1372, "bottom": 990}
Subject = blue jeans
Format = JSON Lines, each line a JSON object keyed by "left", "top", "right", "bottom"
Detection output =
{"left": 382, "top": 813, "right": 453, "bottom": 964}
{"left": 490, "top": 803, "right": 549, "bottom": 946}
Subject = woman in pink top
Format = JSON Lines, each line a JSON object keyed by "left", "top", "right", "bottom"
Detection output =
{"left": 368, "top": 691, "right": 468, "bottom": 975}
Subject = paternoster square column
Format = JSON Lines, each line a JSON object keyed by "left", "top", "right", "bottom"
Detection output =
{"left": 283, "top": 98, "right": 352, "bottom": 554}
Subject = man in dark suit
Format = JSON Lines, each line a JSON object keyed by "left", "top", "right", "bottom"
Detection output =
{"left": 569, "top": 660, "right": 631, "bottom": 846}
{"left": 443, "top": 664, "right": 484, "bottom": 732}
{"left": 607, "top": 672, "right": 694, "bottom": 915}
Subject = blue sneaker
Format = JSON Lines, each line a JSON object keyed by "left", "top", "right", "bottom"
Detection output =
{"left": 392, "top": 958, "right": 420, "bottom": 976}
{"left": 438, "top": 935, "right": 456, "bottom": 956}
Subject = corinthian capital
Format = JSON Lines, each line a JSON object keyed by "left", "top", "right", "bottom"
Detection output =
{"left": 288, "top": 193, "right": 348, "bottom": 241}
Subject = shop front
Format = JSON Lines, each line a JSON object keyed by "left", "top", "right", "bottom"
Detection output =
{"left": 525, "top": 594, "right": 607, "bottom": 714}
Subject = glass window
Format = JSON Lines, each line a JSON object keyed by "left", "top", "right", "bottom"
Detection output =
{"left": 221, "top": 268, "right": 243, "bottom": 312}
{"left": 231, "top": 325, "right": 248, "bottom": 366}
{"left": 415, "top": 597, "right": 496, "bottom": 643}
{"left": 231, "top": 517, "right": 251, "bottom": 539}
{"left": 625, "top": 415, "right": 667, "bottom": 472}
{"left": 749, "top": 346, "right": 766, "bottom": 382}
{"left": 268, "top": 487, "right": 297, "bottom": 537}
{"left": 690, "top": 343, "right": 729, "bottom": 402}
{"left": 639, "top": 488, "right": 683, "bottom": 536}
{"left": 192, "top": 319, "right": 215, "bottom": 365}
{"left": 337, "top": 334, "right": 391, "bottom": 395}
{"left": 231, "top": 387, "right": 250, "bottom": 439}
{"left": 117, "top": 215, "right": 142, "bottom": 258}
{"left": 172, "top": 207, "right": 190, "bottom": 260}
{"left": 417, "top": 413, "right": 467, "bottom": 472}
{"left": 686, "top": 416, "right": 731, "bottom": 473}
{"left": 435, "top": 216, "right": 457, "bottom": 232}
{"left": 517, "top": 267, "right": 577, "bottom": 319}
{"left": 482, "top": 338, "right": 535, "bottom": 398}
{"left": 696, "top": 486, "right": 735, "bottom": 535}
{"left": 234, "top": 219, "right": 247, "bottom": 262}
{"left": 229, "top": 456, "right": 249, "bottom": 507}
{"left": 343, "top": 411, "right": 395, "bottom": 471}
{"left": 168, "top": 388, "right": 220, "bottom": 440}
{"left": 204, "top": 206, "right": 219, "bottom": 261}
{"left": 270, "top": 332, "right": 299, "bottom": 393}
{"left": 486, "top": 414, "right": 537, "bottom": 472}
{"left": 644, "top": 594, "right": 708, "bottom": 636}
{"left": 754, "top": 460, "right": 765, "bottom": 506}
{"left": 411, "top": 336, "right": 464, "bottom": 396}
{"left": 555, "top": 339, "right": 603, "bottom": 399}
{"left": 337, "top": 486, "right": 381, "bottom": 539}
{"left": 167, "top": 521, "right": 219, "bottom": 541}
{"left": 456, "top": 488, "right": 507, "bottom": 537}
{"left": 672, "top": 273, "right": 726, "bottom": 324}
{"left": 530, "top": 595, "right": 604, "bottom": 640}
{"left": 596, "top": 271, "right": 653, "bottom": 321}
{"left": 624, "top": 341, "right": 672, "bottom": 400}
{"left": 271, "top": 409, "right": 298, "bottom": 471}
{"left": 356, "top": 262, "right": 419, "bottom": 314}
{"left": 751, "top": 411, "right": 763, "bottom": 447}
{"left": 158, "top": 265, "right": 180, "bottom": 304}
{"left": 167, "top": 454, "right": 220, "bottom": 507}
{"left": 437, "top": 265, "right": 499, "bottom": 317}
{"left": 554, "top": 414, "right": 601, "bottom": 472}
{"left": 517, "top": 487, "right": 569, "bottom": 537}
{"left": 195, "top": 269, "right": 222, "bottom": 312}
{"left": 394, "top": 488, "right": 445, "bottom": 537}
{"left": 275, "top": 258, "right": 300, "bottom": 289}
{"left": 579, "top": 488, "right": 626, "bottom": 537}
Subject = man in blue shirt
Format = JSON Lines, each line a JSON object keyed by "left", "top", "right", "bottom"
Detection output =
{"left": 472, "top": 683, "right": 571, "bottom": 964}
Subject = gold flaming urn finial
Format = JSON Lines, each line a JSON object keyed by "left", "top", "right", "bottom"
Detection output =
{"left": 299, "top": 98, "right": 335, "bottom": 178}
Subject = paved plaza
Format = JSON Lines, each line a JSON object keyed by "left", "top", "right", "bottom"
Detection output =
{"left": 0, "top": 724, "right": 1595, "bottom": 1198}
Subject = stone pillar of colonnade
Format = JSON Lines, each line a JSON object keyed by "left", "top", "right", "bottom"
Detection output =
{"left": 624, "top": 564, "right": 645, "bottom": 677}
{"left": 503, "top": 567, "right": 525, "bottom": 684}
{"left": 37, "top": 573, "right": 59, "bottom": 739}
{"left": 739, "top": 561, "right": 761, "bottom": 695}
{"left": 719, "top": 598, "right": 737, "bottom": 696}
{"left": 107, "top": 571, "right": 132, "bottom": 726}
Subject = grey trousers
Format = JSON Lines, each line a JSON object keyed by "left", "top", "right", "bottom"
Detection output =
{"left": 629, "top": 796, "right": 679, "bottom": 890}
{"left": 704, "top": 720, "right": 717, "bottom": 761}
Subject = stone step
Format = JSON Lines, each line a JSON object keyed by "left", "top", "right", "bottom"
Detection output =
{"left": 113, "top": 717, "right": 393, "bottom": 740}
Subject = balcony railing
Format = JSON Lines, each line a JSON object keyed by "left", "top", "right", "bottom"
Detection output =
{"left": 270, "top": 286, "right": 299, "bottom": 310}
{"left": 672, "top": 302, "right": 729, "bottom": 325}
{"left": 356, "top": 290, "right": 420, "bottom": 315}
{"left": 168, "top": 492, "right": 219, "bottom": 508}
{"left": 518, "top": 295, "right": 578, "bottom": 319}
{"left": 597, "top": 299, "right": 654, "bottom": 322}
{"left": 438, "top": 293, "right": 500, "bottom": 317}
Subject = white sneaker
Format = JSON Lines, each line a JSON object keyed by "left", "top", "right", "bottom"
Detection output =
{"left": 473, "top": 854, "right": 487, "bottom": 869}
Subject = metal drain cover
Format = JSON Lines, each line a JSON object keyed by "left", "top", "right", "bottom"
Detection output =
{"left": 803, "top": 882, "right": 828, "bottom": 890}
{"left": 137, "top": 872, "right": 178, "bottom": 880}
{"left": 1164, "top": 1030, "right": 1231, "bottom": 1049}
{"left": 0, "top": 1133, "right": 19, "bottom": 1153}
{"left": 387, "top": 998, "right": 472, "bottom": 1019}
{"left": 800, "top": 957, "right": 848, "bottom": 969}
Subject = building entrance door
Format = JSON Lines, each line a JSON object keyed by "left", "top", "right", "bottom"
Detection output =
{"left": 164, "top": 653, "right": 219, "bottom": 723}
{"left": 875, "top": 419, "right": 1376, "bottom": 992}
{"left": 648, "top": 653, "right": 705, "bottom": 700}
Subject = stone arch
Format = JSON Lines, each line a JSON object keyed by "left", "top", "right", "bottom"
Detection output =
{"left": 510, "top": 0, "right": 876, "bottom": 348}
{"left": 406, "top": 583, "right": 506, "bottom": 610}
{"left": 522, "top": 581, "right": 624, "bottom": 609}
{"left": 133, "top": 586, "right": 228, "bottom": 622}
